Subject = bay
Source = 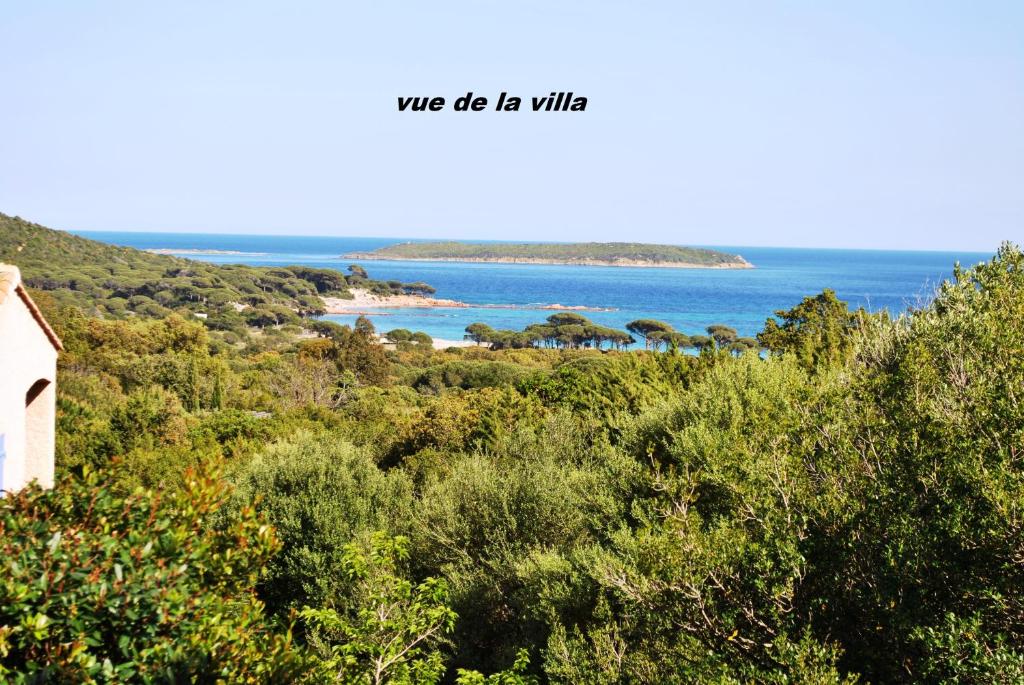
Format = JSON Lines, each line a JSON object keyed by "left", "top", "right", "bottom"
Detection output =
{"left": 73, "top": 231, "right": 991, "bottom": 342}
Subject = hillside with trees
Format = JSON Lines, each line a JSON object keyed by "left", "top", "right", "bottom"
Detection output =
{"left": 1, "top": 213, "right": 1022, "bottom": 682}
{"left": 344, "top": 241, "right": 753, "bottom": 268}
{"left": 0, "top": 213, "right": 435, "bottom": 338}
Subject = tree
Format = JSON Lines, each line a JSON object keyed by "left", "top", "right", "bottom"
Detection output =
{"left": 246, "top": 306, "right": 295, "bottom": 328}
{"left": 608, "top": 330, "right": 637, "bottom": 350}
{"left": 410, "top": 331, "right": 433, "bottom": 346}
{"left": 543, "top": 355, "right": 858, "bottom": 682}
{"left": 555, "top": 324, "right": 588, "bottom": 349}
{"left": 727, "top": 337, "right": 760, "bottom": 355}
{"left": 465, "top": 323, "right": 496, "bottom": 345}
{"left": 287, "top": 265, "right": 348, "bottom": 293}
{"left": 300, "top": 533, "right": 456, "bottom": 684}
{"left": 309, "top": 319, "right": 348, "bottom": 338}
{"left": 806, "top": 244, "right": 1024, "bottom": 681}
{"left": 275, "top": 354, "right": 350, "bottom": 408}
{"left": 300, "top": 532, "right": 537, "bottom": 684}
{"left": 588, "top": 326, "right": 635, "bottom": 350}
{"left": 757, "top": 289, "right": 862, "bottom": 370}
{"left": 355, "top": 315, "right": 376, "bottom": 336}
{"left": 626, "top": 319, "right": 674, "bottom": 349}
{"left": 687, "top": 334, "right": 713, "bottom": 351}
{"left": 705, "top": 324, "right": 738, "bottom": 347}
{"left": 524, "top": 324, "right": 557, "bottom": 348}
{"left": 387, "top": 328, "right": 414, "bottom": 343}
{"left": 336, "top": 327, "right": 391, "bottom": 385}
{"left": 348, "top": 264, "right": 369, "bottom": 280}
{"left": 402, "top": 282, "right": 437, "bottom": 296}
{"left": 648, "top": 330, "right": 690, "bottom": 352}
{"left": 545, "top": 312, "right": 590, "bottom": 327}
{"left": 231, "top": 435, "right": 414, "bottom": 614}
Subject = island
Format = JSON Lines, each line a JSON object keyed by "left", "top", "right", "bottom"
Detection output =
{"left": 342, "top": 241, "right": 753, "bottom": 269}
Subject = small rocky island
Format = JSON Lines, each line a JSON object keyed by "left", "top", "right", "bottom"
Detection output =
{"left": 343, "top": 241, "right": 753, "bottom": 269}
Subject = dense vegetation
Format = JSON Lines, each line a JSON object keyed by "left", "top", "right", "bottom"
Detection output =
{"left": 2, "top": 216, "right": 1022, "bottom": 682}
{"left": 345, "top": 241, "right": 751, "bottom": 267}
{"left": 0, "top": 213, "right": 433, "bottom": 337}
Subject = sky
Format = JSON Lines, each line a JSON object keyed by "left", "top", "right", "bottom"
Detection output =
{"left": 1, "top": 1, "right": 1021, "bottom": 251}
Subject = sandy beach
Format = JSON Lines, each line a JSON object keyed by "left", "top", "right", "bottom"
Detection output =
{"left": 322, "top": 289, "right": 467, "bottom": 314}
{"left": 322, "top": 289, "right": 614, "bottom": 315}
{"left": 372, "top": 332, "right": 486, "bottom": 350}
{"left": 430, "top": 338, "right": 484, "bottom": 350}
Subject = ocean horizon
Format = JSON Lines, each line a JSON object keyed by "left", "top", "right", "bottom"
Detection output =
{"left": 71, "top": 230, "right": 994, "bottom": 342}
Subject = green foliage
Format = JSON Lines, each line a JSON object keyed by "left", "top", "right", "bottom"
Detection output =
{"left": 455, "top": 651, "right": 536, "bottom": 685}
{"left": 758, "top": 289, "right": 864, "bottom": 370}
{"left": 706, "top": 323, "right": 738, "bottom": 345}
{"left": 355, "top": 315, "right": 376, "bottom": 335}
{"left": 803, "top": 243, "right": 1024, "bottom": 681}
{"left": 468, "top": 315, "right": 740, "bottom": 353}
{"left": 0, "top": 214, "right": 434, "bottom": 337}
{"left": 647, "top": 329, "right": 690, "bottom": 352}
{"left": 7, "top": 210, "right": 1024, "bottom": 682}
{"left": 467, "top": 314, "right": 635, "bottom": 350}
{"left": 388, "top": 329, "right": 433, "bottom": 349}
{"left": 230, "top": 433, "right": 414, "bottom": 614}
{"left": 413, "top": 361, "right": 532, "bottom": 394}
{"left": 464, "top": 322, "right": 495, "bottom": 345}
{"left": 410, "top": 331, "right": 433, "bottom": 346}
{"left": 299, "top": 534, "right": 538, "bottom": 684}
{"left": 387, "top": 328, "right": 414, "bottom": 342}
{"left": 519, "top": 352, "right": 694, "bottom": 437}
{"left": 625, "top": 319, "right": 672, "bottom": 349}
{"left": 301, "top": 533, "right": 456, "bottom": 684}
{"left": 409, "top": 424, "right": 635, "bottom": 673}
{"left": 0, "top": 468, "right": 305, "bottom": 683}
{"left": 541, "top": 355, "right": 846, "bottom": 681}
{"left": 0, "top": 213, "right": 328, "bottom": 328}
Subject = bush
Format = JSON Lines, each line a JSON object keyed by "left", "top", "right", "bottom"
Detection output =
{"left": 229, "top": 432, "right": 414, "bottom": 614}
{"left": 0, "top": 468, "right": 305, "bottom": 682}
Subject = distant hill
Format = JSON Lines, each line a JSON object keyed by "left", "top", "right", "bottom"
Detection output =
{"left": 0, "top": 213, "right": 430, "bottom": 332}
{"left": 344, "top": 241, "right": 753, "bottom": 268}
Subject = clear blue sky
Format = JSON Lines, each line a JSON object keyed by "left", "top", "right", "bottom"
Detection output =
{"left": 1, "top": 2, "right": 1021, "bottom": 251}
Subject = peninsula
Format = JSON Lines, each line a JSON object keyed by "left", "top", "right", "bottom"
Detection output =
{"left": 342, "top": 241, "right": 753, "bottom": 268}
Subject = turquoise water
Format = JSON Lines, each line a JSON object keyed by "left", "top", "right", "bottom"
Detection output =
{"left": 73, "top": 231, "right": 992, "bottom": 341}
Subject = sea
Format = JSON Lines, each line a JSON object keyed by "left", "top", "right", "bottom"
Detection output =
{"left": 72, "top": 231, "right": 992, "bottom": 343}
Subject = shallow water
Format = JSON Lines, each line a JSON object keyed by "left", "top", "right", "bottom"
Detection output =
{"left": 74, "top": 231, "right": 991, "bottom": 341}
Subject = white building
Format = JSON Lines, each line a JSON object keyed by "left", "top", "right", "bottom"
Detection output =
{"left": 0, "top": 264, "right": 62, "bottom": 492}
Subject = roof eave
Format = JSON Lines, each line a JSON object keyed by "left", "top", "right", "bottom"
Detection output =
{"left": 15, "top": 284, "right": 64, "bottom": 352}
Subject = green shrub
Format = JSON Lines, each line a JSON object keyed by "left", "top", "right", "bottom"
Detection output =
{"left": 230, "top": 433, "right": 415, "bottom": 614}
{"left": 0, "top": 468, "right": 305, "bottom": 682}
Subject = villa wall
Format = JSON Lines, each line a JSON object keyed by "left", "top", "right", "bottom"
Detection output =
{"left": 0, "top": 287, "right": 58, "bottom": 491}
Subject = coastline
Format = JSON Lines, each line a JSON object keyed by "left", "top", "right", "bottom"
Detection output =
{"left": 342, "top": 254, "right": 754, "bottom": 269}
{"left": 322, "top": 288, "right": 615, "bottom": 315}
